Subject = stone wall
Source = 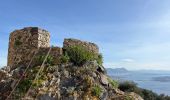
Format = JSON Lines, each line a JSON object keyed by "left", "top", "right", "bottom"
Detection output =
{"left": 63, "top": 38, "right": 99, "bottom": 54}
{"left": 7, "top": 27, "right": 100, "bottom": 70}
{"left": 7, "top": 27, "right": 50, "bottom": 70}
{"left": 34, "top": 47, "right": 63, "bottom": 65}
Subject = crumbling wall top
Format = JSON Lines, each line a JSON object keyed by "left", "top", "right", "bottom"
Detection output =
{"left": 63, "top": 38, "right": 99, "bottom": 54}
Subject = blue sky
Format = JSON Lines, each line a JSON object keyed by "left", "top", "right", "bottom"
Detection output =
{"left": 1, "top": 0, "right": 170, "bottom": 70}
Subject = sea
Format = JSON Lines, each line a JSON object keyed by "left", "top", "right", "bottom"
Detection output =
{"left": 108, "top": 71, "right": 170, "bottom": 96}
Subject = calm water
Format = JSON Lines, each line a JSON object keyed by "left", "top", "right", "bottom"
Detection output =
{"left": 108, "top": 71, "right": 170, "bottom": 96}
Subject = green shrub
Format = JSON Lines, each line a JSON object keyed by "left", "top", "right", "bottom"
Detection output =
{"left": 17, "top": 79, "right": 32, "bottom": 93}
{"left": 46, "top": 55, "right": 54, "bottom": 65}
{"left": 65, "top": 45, "right": 97, "bottom": 66}
{"left": 91, "top": 85, "right": 103, "bottom": 97}
{"left": 36, "top": 55, "right": 54, "bottom": 66}
{"left": 60, "top": 53, "right": 70, "bottom": 63}
{"left": 125, "top": 96, "right": 133, "bottom": 100}
{"left": 107, "top": 78, "right": 119, "bottom": 88}
{"left": 118, "top": 81, "right": 137, "bottom": 92}
{"left": 96, "top": 54, "right": 103, "bottom": 65}
{"left": 118, "top": 81, "right": 170, "bottom": 100}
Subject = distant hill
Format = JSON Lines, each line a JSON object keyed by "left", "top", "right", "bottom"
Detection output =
{"left": 106, "top": 68, "right": 129, "bottom": 74}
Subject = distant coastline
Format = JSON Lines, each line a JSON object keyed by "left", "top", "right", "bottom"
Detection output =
{"left": 107, "top": 68, "right": 170, "bottom": 96}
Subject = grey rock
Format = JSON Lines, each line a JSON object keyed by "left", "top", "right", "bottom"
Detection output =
{"left": 100, "top": 92, "right": 108, "bottom": 100}
{"left": 100, "top": 74, "right": 109, "bottom": 85}
{"left": 92, "top": 72, "right": 97, "bottom": 78}
{"left": 38, "top": 94, "right": 55, "bottom": 100}
{"left": 63, "top": 70, "right": 69, "bottom": 78}
{"left": 84, "top": 60, "right": 98, "bottom": 67}
{"left": 97, "top": 65, "right": 106, "bottom": 74}
{"left": 67, "top": 87, "right": 75, "bottom": 94}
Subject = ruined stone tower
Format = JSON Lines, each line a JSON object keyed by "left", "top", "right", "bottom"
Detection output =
{"left": 7, "top": 27, "right": 50, "bottom": 69}
{"left": 7, "top": 27, "right": 99, "bottom": 70}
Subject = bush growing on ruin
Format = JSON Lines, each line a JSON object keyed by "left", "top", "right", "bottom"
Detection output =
{"left": 16, "top": 79, "right": 32, "bottom": 94}
{"left": 65, "top": 45, "right": 97, "bottom": 66}
{"left": 36, "top": 55, "right": 54, "bottom": 66}
{"left": 60, "top": 53, "right": 70, "bottom": 63}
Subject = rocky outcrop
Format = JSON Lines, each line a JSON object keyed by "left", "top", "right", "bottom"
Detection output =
{"left": 0, "top": 61, "right": 143, "bottom": 100}
{"left": 0, "top": 66, "right": 11, "bottom": 81}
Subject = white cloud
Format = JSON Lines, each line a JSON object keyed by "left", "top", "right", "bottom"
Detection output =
{"left": 103, "top": 62, "right": 118, "bottom": 68}
{"left": 104, "top": 61, "right": 170, "bottom": 71}
{"left": 122, "top": 58, "right": 135, "bottom": 63}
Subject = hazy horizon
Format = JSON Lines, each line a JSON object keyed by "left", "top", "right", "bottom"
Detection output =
{"left": 1, "top": 0, "right": 170, "bottom": 70}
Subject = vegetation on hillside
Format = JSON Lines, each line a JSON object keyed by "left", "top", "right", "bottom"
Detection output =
{"left": 107, "top": 77, "right": 119, "bottom": 89}
{"left": 118, "top": 81, "right": 170, "bottom": 100}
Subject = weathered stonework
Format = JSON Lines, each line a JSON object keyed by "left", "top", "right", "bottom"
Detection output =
{"left": 63, "top": 38, "right": 99, "bottom": 54}
{"left": 34, "top": 47, "right": 63, "bottom": 65}
{"left": 7, "top": 27, "right": 50, "bottom": 69}
{"left": 2, "top": 27, "right": 145, "bottom": 100}
{"left": 7, "top": 27, "right": 99, "bottom": 70}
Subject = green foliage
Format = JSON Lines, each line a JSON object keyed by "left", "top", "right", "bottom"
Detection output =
{"left": 96, "top": 54, "right": 103, "bottom": 65}
{"left": 36, "top": 55, "right": 54, "bottom": 66}
{"left": 17, "top": 79, "right": 32, "bottom": 93}
{"left": 91, "top": 85, "right": 103, "bottom": 97}
{"left": 64, "top": 45, "right": 104, "bottom": 66}
{"left": 125, "top": 96, "right": 133, "bottom": 100}
{"left": 65, "top": 45, "right": 97, "bottom": 66}
{"left": 60, "top": 53, "right": 70, "bottom": 63}
{"left": 118, "top": 81, "right": 137, "bottom": 92}
{"left": 46, "top": 55, "right": 54, "bottom": 65}
{"left": 107, "top": 78, "right": 119, "bottom": 88}
{"left": 141, "top": 89, "right": 158, "bottom": 100}
{"left": 118, "top": 81, "right": 170, "bottom": 100}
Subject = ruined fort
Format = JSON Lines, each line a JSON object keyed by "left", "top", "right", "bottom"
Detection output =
{"left": 0, "top": 27, "right": 144, "bottom": 100}
{"left": 7, "top": 27, "right": 99, "bottom": 70}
